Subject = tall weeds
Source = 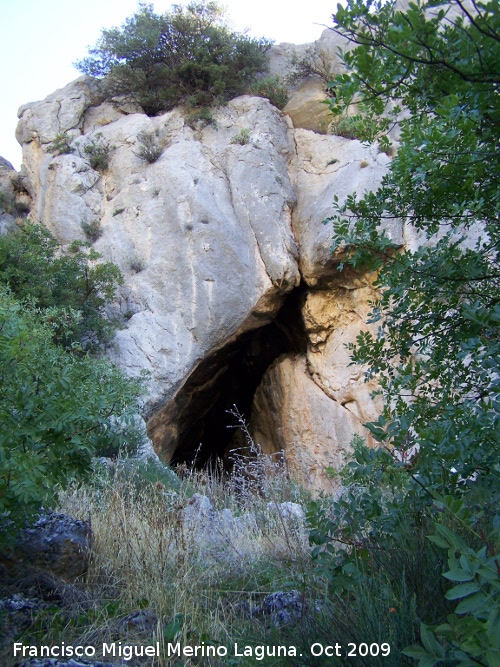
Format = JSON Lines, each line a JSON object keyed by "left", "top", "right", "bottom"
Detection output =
{"left": 5, "top": 450, "right": 311, "bottom": 666}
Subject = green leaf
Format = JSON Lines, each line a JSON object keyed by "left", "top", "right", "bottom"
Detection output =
{"left": 443, "top": 569, "right": 474, "bottom": 583}
{"left": 420, "top": 623, "right": 446, "bottom": 658}
{"left": 402, "top": 646, "right": 439, "bottom": 667}
{"left": 455, "top": 592, "right": 487, "bottom": 615}
{"left": 428, "top": 534, "right": 450, "bottom": 549}
{"left": 445, "top": 582, "right": 481, "bottom": 601}
{"left": 434, "top": 525, "right": 470, "bottom": 552}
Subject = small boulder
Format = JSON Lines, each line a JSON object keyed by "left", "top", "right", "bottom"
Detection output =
{"left": 254, "top": 590, "right": 305, "bottom": 627}
{"left": 117, "top": 609, "right": 158, "bottom": 636}
{"left": 1, "top": 512, "right": 91, "bottom": 584}
{"left": 267, "top": 501, "right": 305, "bottom": 521}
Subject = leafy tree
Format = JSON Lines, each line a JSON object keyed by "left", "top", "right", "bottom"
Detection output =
{"left": 0, "top": 290, "right": 144, "bottom": 538}
{"left": 327, "top": 0, "right": 500, "bottom": 500}
{"left": 0, "top": 222, "right": 122, "bottom": 351}
{"left": 0, "top": 223, "right": 146, "bottom": 538}
{"left": 75, "top": 1, "right": 272, "bottom": 115}
{"left": 311, "top": 0, "right": 500, "bottom": 663}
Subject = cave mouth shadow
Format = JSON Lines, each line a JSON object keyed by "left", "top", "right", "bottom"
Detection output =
{"left": 169, "top": 286, "right": 307, "bottom": 469}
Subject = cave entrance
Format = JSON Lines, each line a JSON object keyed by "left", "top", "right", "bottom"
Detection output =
{"left": 166, "top": 286, "right": 307, "bottom": 468}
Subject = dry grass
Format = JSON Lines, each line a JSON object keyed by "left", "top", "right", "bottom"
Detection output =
{"left": 5, "top": 447, "right": 314, "bottom": 666}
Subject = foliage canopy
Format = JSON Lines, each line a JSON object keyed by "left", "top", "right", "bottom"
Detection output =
{"left": 0, "top": 222, "right": 122, "bottom": 351}
{"left": 0, "top": 290, "right": 144, "bottom": 534}
{"left": 327, "top": 0, "right": 500, "bottom": 499}
{"left": 312, "top": 0, "right": 500, "bottom": 664}
{"left": 0, "top": 224, "right": 144, "bottom": 536}
{"left": 75, "top": 1, "right": 272, "bottom": 115}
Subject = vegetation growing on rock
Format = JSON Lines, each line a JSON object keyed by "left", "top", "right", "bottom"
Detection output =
{"left": 75, "top": 1, "right": 272, "bottom": 115}
{"left": 250, "top": 75, "right": 290, "bottom": 110}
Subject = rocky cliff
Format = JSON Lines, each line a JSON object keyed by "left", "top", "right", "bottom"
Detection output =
{"left": 7, "top": 33, "right": 404, "bottom": 491}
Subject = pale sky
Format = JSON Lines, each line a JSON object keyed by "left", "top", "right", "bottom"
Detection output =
{"left": 0, "top": 0, "right": 337, "bottom": 170}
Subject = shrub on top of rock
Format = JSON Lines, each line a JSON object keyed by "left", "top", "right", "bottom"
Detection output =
{"left": 75, "top": 1, "right": 272, "bottom": 116}
{"left": 230, "top": 128, "right": 251, "bottom": 146}
{"left": 82, "top": 132, "right": 111, "bottom": 171}
{"left": 250, "top": 75, "right": 290, "bottom": 110}
{"left": 135, "top": 129, "right": 164, "bottom": 163}
{"left": 48, "top": 132, "right": 75, "bottom": 156}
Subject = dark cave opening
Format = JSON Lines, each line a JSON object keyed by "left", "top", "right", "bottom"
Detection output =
{"left": 168, "top": 286, "right": 307, "bottom": 468}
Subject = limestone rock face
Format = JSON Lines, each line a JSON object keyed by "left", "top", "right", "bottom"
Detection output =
{"left": 291, "top": 129, "right": 401, "bottom": 286}
{"left": 302, "top": 277, "right": 383, "bottom": 426}
{"left": 247, "top": 272, "right": 383, "bottom": 492}
{"left": 13, "top": 38, "right": 397, "bottom": 489}
{"left": 251, "top": 354, "right": 365, "bottom": 492}
{"left": 283, "top": 79, "right": 331, "bottom": 133}
{"left": 16, "top": 77, "right": 103, "bottom": 147}
{"left": 16, "top": 89, "right": 301, "bottom": 459}
{"left": 270, "top": 28, "right": 353, "bottom": 134}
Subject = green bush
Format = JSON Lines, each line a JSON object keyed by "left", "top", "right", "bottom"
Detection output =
{"left": 83, "top": 133, "right": 111, "bottom": 170}
{"left": 0, "top": 221, "right": 122, "bottom": 350}
{"left": 93, "top": 416, "right": 148, "bottom": 459}
{"left": 185, "top": 106, "right": 216, "bottom": 129}
{"left": 322, "top": 0, "right": 500, "bottom": 662}
{"left": 0, "top": 223, "right": 146, "bottom": 538}
{"left": 331, "top": 113, "right": 388, "bottom": 143}
{"left": 48, "top": 132, "right": 75, "bottom": 156}
{"left": 75, "top": 2, "right": 272, "bottom": 116}
{"left": 307, "top": 440, "right": 455, "bottom": 665}
{"left": 404, "top": 506, "right": 500, "bottom": 667}
{"left": 250, "top": 75, "right": 289, "bottom": 109}
{"left": 230, "top": 127, "right": 250, "bottom": 145}
{"left": 0, "top": 289, "right": 143, "bottom": 536}
{"left": 105, "top": 458, "right": 181, "bottom": 494}
{"left": 135, "top": 129, "right": 164, "bottom": 163}
{"left": 81, "top": 218, "right": 103, "bottom": 242}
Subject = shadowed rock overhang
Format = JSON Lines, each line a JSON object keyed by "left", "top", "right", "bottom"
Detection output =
{"left": 147, "top": 285, "right": 307, "bottom": 468}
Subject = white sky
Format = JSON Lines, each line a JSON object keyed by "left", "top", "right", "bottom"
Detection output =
{"left": 0, "top": 0, "right": 337, "bottom": 170}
